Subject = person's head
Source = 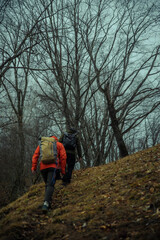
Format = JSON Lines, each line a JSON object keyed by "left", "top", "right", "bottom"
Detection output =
{"left": 66, "top": 125, "right": 77, "bottom": 133}
{"left": 70, "top": 127, "right": 77, "bottom": 132}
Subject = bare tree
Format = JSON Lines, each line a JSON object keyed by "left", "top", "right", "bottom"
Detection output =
{"left": 1, "top": 58, "right": 30, "bottom": 196}
{"left": 0, "top": 0, "right": 54, "bottom": 84}
{"left": 137, "top": 113, "right": 160, "bottom": 149}
{"left": 80, "top": 94, "right": 114, "bottom": 167}
{"left": 81, "top": 0, "right": 160, "bottom": 158}
{"left": 31, "top": 0, "right": 160, "bottom": 163}
{"left": 0, "top": 0, "right": 12, "bottom": 24}
{"left": 32, "top": 0, "right": 96, "bottom": 126}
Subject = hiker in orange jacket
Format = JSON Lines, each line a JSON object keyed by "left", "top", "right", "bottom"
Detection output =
{"left": 32, "top": 136, "right": 66, "bottom": 212}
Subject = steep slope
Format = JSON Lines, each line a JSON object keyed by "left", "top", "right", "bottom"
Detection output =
{"left": 0, "top": 144, "right": 160, "bottom": 240}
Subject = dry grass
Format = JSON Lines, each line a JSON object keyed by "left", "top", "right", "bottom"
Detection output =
{"left": 0, "top": 144, "right": 160, "bottom": 240}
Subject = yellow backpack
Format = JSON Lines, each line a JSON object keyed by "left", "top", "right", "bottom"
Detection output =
{"left": 40, "top": 137, "right": 57, "bottom": 164}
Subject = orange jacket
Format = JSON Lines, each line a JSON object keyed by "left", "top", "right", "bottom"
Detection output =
{"left": 31, "top": 136, "right": 66, "bottom": 175}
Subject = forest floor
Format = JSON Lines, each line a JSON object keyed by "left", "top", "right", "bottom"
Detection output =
{"left": 0, "top": 144, "right": 160, "bottom": 240}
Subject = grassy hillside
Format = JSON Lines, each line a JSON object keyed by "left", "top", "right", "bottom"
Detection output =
{"left": 0, "top": 144, "right": 160, "bottom": 240}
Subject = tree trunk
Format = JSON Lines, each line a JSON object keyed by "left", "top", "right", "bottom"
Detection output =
{"left": 105, "top": 84, "right": 128, "bottom": 158}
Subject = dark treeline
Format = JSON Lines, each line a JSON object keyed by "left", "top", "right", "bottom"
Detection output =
{"left": 0, "top": 0, "right": 160, "bottom": 206}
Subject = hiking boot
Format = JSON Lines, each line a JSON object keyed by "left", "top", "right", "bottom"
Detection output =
{"left": 62, "top": 180, "right": 71, "bottom": 186}
{"left": 42, "top": 201, "right": 49, "bottom": 213}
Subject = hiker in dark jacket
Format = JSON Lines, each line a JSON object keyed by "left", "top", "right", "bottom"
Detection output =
{"left": 59, "top": 127, "right": 82, "bottom": 185}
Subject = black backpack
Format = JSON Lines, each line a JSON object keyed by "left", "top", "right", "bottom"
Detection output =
{"left": 63, "top": 132, "right": 77, "bottom": 150}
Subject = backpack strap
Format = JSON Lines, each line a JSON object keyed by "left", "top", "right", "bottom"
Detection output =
{"left": 52, "top": 141, "right": 58, "bottom": 165}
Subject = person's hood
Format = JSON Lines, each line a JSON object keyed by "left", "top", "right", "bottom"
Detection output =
{"left": 51, "top": 136, "right": 58, "bottom": 141}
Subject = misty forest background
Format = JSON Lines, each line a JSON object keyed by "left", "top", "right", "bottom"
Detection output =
{"left": 0, "top": 0, "right": 160, "bottom": 207}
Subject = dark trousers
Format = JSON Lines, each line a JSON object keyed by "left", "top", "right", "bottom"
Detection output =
{"left": 63, "top": 153, "right": 75, "bottom": 183}
{"left": 41, "top": 168, "right": 57, "bottom": 204}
